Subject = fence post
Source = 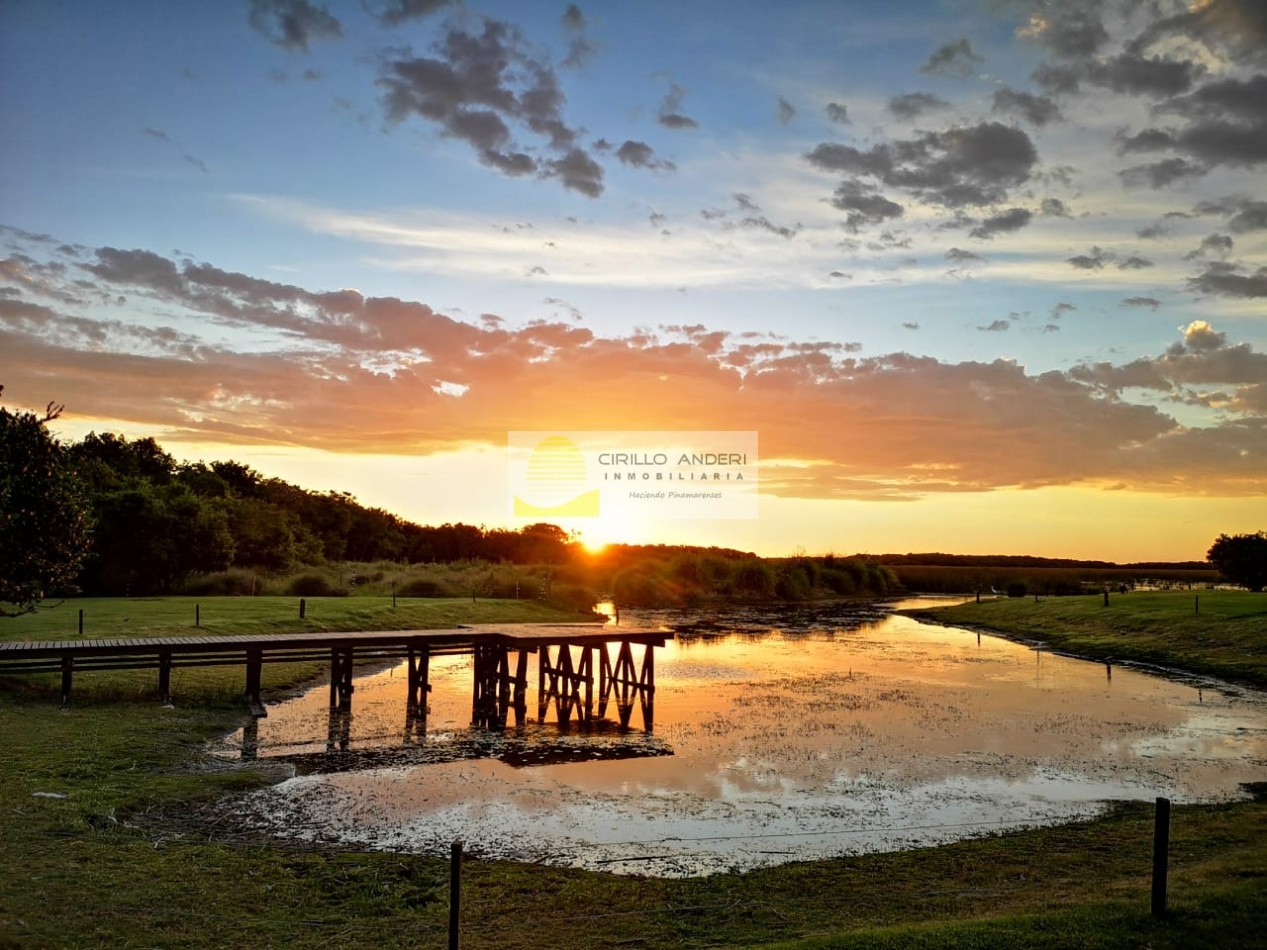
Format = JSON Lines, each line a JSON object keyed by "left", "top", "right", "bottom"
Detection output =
{"left": 299, "top": 598, "right": 306, "bottom": 620}
{"left": 1103, "top": 589, "right": 1110, "bottom": 607}
{"left": 391, "top": 582, "right": 397, "bottom": 609}
{"left": 195, "top": 603, "right": 200, "bottom": 627}
{"left": 1152, "top": 797, "right": 1170, "bottom": 917}
{"left": 1195, "top": 595, "right": 1199, "bottom": 615}
{"left": 449, "top": 839, "right": 462, "bottom": 949}
{"left": 78, "top": 608, "right": 83, "bottom": 636}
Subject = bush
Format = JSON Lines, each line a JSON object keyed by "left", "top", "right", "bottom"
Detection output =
{"left": 286, "top": 572, "right": 350, "bottom": 597}
{"left": 183, "top": 569, "right": 261, "bottom": 596}
{"left": 1006, "top": 581, "right": 1028, "bottom": 598}
{"left": 397, "top": 578, "right": 445, "bottom": 597}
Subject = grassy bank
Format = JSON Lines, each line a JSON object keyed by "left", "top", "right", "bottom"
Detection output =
{"left": 2, "top": 595, "right": 1266, "bottom": 948}
{"left": 906, "top": 589, "right": 1267, "bottom": 689}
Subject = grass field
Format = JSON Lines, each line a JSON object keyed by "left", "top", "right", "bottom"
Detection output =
{"left": 1, "top": 594, "right": 1265, "bottom": 948}
{"left": 907, "top": 589, "right": 1267, "bottom": 689}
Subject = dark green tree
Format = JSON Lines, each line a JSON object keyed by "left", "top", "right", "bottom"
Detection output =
{"left": 0, "top": 390, "right": 92, "bottom": 615}
{"left": 1207, "top": 532, "right": 1267, "bottom": 592}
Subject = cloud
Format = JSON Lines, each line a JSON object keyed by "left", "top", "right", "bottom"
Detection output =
{"left": 902, "top": 321, "right": 920, "bottom": 330}
{"left": 1087, "top": 54, "right": 1204, "bottom": 97}
{"left": 968, "top": 208, "right": 1032, "bottom": 240}
{"left": 1040, "top": 197, "right": 1071, "bottom": 217}
{"left": 1116, "top": 255, "right": 1153, "bottom": 270}
{"left": 1018, "top": 6, "right": 1109, "bottom": 59}
{"left": 944, "top": 247, "right": 984, "bottom": 263}
{"left": 368, "top": 0, "right": 451, "bottom": 27}
{"left": 184, "top": 155, "right": 209, "bottom": 174}
{"left": 1066, "top": 246, "right": 1113, "bottom": 269}
{"left": 992, "top": 88, "right": 1061, "bottom": 126}
{"left": 888, "top": 92, "right": 950, "bottom": 120}
{"left": 825, "top": 102, "right": 850, "bottom": 125}
{"left": 247, "top": 0, "right": 342, "bottom": 52}
{"left": 777, "top": 96, "right": 796, "bottom": 125}
{"left": 1119, "top": 158, "right": 1206, "bottom": 188}
{"left": 1050, "top": 302, "right": 1076, "bottom": 319}
{"left": 806, "top": 121, "right": 1038, "bottom": 212}
{"left": 143, "top": 127, "right": 170, "bottom": 141}
{"left": 830, "top": 180, "right": 903, "bottom": 231}
{"left": 658, "top": 83, "right": 699, "bottom": 129}
{"left": 614, "top": 140, "right": 674, "bottom": 171}
{"left": 1121, "top": 296, "right": 1161, "bottom": 310}
{"left": 978, "top": 319, "right": 1010, "bottom": 332}
{"left": 920, "top": 39, "right": 982, "bottom": 77}
{"left": 1187, "top": 263, "right": 1267, "bottom": 297}
{"left": 5, "top": 235, "right": 1267, "bottom": 497}
{"left": 560, "top": 4, "right": 595, "bottom": 69}
{"left": 1183, "top": 319, "right": 1228, "bottom": 351}
{"left": 378, "top": 18, "right": 602, "bottom": 195}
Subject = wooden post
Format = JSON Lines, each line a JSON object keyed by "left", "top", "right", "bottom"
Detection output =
{"left": 60, "top": 655, "right": 74, "bottom": 707}
{"left": 78, "top": 609, "right": 83, "bottom": 636}
{"left": 391, "top": 582, "right": 397, "bottom": 609}
{"left": 195, "top": 603, "right": 200, "bottom": 627}
{"left": 449, "top": 839, "right": 462, "bottom": 950}
{"left": 1152, "top": 797, "right": 1170, "bottom": 917}
{"left": 1103, "top": 589, "right": 1110, "bottom": 607}
{"left": 245, "top": 650, "right": 265, "bottom": 717}
{"left": 299, "top": 598, "right": 306, "bottom": 619}
{"left": 159, "top": 652, "right": 172, "bottom": 702}
{"left": 1195, "top": 595, "right": 1199, "bottom": 615}
{"left": 975, "top": 591, "right": 980, "bottom": 604}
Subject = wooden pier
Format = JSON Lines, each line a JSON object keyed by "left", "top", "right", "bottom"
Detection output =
{"left": 0, "top": 624, "right": 667, "bottom": 730}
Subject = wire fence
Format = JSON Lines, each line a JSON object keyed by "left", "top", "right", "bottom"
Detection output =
{"left": 3, "top": 800, "right": 1175, "bottom": 947}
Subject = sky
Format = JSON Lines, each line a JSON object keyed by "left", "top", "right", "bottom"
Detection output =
{"left": 1, "top": 0, "right": 1265, "bottom": 561}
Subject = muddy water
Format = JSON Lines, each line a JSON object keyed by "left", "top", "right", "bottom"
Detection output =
{"left": 216, "top": 597, "right": 1267, "bottom": 876}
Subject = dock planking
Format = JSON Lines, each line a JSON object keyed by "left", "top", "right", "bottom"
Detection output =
{"left": 0, "top": 624, "right": 668, "bottom": 727}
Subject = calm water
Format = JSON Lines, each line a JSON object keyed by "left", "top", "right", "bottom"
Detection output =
{"left": 216, "top": 597, "right": 1267, "bottom": 875}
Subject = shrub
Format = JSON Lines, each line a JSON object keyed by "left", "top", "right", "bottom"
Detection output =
{"left": 183, "top": 568, "right": 261, "bottom": 596}
{"left": 398, "top": 578, "right": 445, "bottom": 597}
{"left": 1006, "top": 581, "right": 1028, "bottom": 598}
{"left": 286, "top": 572, "right": 350, "bottom": 597}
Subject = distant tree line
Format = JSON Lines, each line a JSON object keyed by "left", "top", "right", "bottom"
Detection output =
{"left": 60, "top": 432, "right": 577, "bottom": 595}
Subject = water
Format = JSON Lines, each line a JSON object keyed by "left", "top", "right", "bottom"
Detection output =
{"left": 214, "top": 597, "right": 1267, "bottom": 875}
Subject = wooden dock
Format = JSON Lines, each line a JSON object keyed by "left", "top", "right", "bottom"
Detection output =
{"left": 0, "top": 624, "right": 667, "bottom": 729}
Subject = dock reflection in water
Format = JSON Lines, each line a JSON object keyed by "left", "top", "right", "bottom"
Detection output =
{"left": 219, "top": 598, "right": 1267, "bottom": 876}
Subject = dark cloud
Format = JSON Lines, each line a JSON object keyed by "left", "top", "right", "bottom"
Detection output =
{"left": 1067, "top": 246, "right": 1113, "bottom": 270}
{"left": 830, "top": 181, "right": 903, "bottom": 231}
{"left": 1050, "top": 302, "right": 1076, "bottom": 319}
{"left": 992, "top": 88, "right": 1061, "bottom": 126}
{"left": 734, "top": 193, "right": 759, "bottom": 212}
{"left": 1119, "top": 158, "right": 1206, "bottom": 188}
{"left": 1229, "top": 201, "right": 1267, "bottom": 233}
{"left": 1160, "top": 75, "right": 1267, "bottom": 121}
{"left": 1117, "top": 255, "right": 1153, "bottom": 270}
{"left": 561, "top": 4, "right": 595, "bottom": 69}
{"left": 546, "top": 148, "right": 604, "bottom": 197}
{"left": 1021, "top": 5, "right": 1109, "bottom": 59}
{"left": 143, "top": 127, "right": 170, "bottom": 141}
{"left": 1117, "top": 128, "right": 1177, "bottom": 154}
{"left": 1137, "top": 221, "right": 1169, "bottom": 239}
{"left": 378, "top": 18, "right": 602, "bottom": 195}
{"left": 247, "top": 0, "right": 341, "bottom": 52}
{"left": 1188, "top": 264, "right": 1267, "bottom": 298}
{"left": 1087, "top": 54, "right": 1204, "bottom": 97}
{"left": 902, "top": 321, "right": 920, "bottom": 330}
{"left": 777, "top": 96, "right": 796, "bottom": 125}
{"left": 1122, "top": 296, "right": 1161, "bottom": 310}
{"left": 945, "top": 247, "right": 984, "bottom": 263}
{"left": 614, "top": 140, "right": 673, "bottom": 171}
{"left": 1186, "top": 233, "right": 1235, "bottom": 259}
{"left": 825, "top": 102, "right": 850, "bottom": 125}
{"left": 184, "top": 155, "right": 209, "bottom": 174}
{"left": 806, "top": 121, "right": 1038, "bottom": 211}
{"left": 1031, "top": 62, "right": 1082, "bottom": 95}
{"left": 369, "top": 0, "right": 451, "bottom": 27}
{"left": 978, "top": 319, "right": 1010, "bottom": 332}
{"left": 969, "top": 208, "right": 1032, "bottom": 240}
{"left": 920, "top": 39, "right": 982, "bottom": 77}
{"left": 1127, "top": 0, "right": 1267, "bottom": 68}
{"left": 738, "top": 216, "right": 800, "bottom": 240}
{"left": 1040, "top": 197, "right": 1071, "bottom": 217}
{"left": 888, "top": 92, "right": 950, "bottom": 120}
{"left": 658, "top": 83, "right": 699, "bottom": 129}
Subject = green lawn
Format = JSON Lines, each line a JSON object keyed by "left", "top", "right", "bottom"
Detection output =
{"left": 905, "top": 589, "right": 1267, "bottom": 689}
{"left": 1, "top": 594, "right": 1265, "bottom": 948}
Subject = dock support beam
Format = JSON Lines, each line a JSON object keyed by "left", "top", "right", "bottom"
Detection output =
{"left": 329, "top": 647, "right": 354, "bottom": 710}
{"left": 245, "top": 649, "right": 265, "bottom": 717}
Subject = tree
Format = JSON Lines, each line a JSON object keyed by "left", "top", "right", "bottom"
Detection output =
{"left": 1207, "top": 532, "right": 1267, "bottom": 592}
{"left": 0, "top": 388, "right": 92, "bottom": 615}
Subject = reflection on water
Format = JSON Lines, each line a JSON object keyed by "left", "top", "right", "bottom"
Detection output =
{"left": 219, "top": 597, "right": 1267, "bottom": 876}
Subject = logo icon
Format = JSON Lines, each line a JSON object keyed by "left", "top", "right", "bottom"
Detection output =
{"left": 512, "top": 435, "right": 601, "bottom": 517}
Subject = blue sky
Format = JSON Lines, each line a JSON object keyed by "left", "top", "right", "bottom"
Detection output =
{"left": 2, "top": 0, "right": 1265, "bottom": 558}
